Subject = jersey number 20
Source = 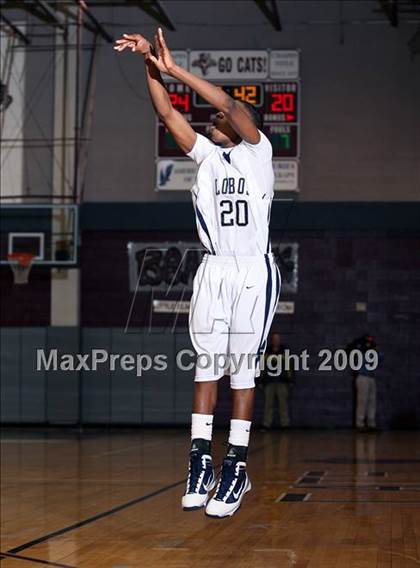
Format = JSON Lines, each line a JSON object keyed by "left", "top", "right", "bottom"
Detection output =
{"left": 220, "top": 200, "right": 249, "bottom": 227}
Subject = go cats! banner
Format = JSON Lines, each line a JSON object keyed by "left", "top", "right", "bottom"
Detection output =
{"left": 167, "top": 50, "right": 300, "bottom": 81}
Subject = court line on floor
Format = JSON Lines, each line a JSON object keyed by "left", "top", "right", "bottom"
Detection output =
{"left": 253, "top": 549, "right": 298, "bottom": 564}
{"left": 87, "top": 439, "right": 168, "bottom": 459}
{"left": 301, "top": 499, "right": 420, "bottom": 503}
{"left": 6, "top": 478, "right": 186, "bottom": 555}
{"left": 0, "top": 551, "right": 75, "bottom": 567}
{"left": 292, "top": 484, "right": 419, "bottom": 490}
{"left": 152, "top": 547, "right": 191, "bottom": 551}
{"left": 0, "top": 440, "right": 67, "bottom": 444}
{"left": 6, "top": 441, "right": 269, "bottom": 556}
{"left": 305, "top": 459, "right": 420, "bottom": 464}
{"left": 2, "top": 479, "right": 163, "bottom": 485}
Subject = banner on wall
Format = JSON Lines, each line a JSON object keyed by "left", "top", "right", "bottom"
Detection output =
{"left": 128, "top": 241, "right": 298, "bottom": 294}
{"left": 163, "top": 50, "right": 300, "bottom": 80}
{"left": 156, "top": 159, "right": 298, "bottom": 191}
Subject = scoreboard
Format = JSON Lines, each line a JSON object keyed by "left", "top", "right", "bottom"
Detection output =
{"left": 156, "top": 50, "right": 300, "bottom": 191}
{"left": 159, "top": 82, "right": 299, "bottom": 158}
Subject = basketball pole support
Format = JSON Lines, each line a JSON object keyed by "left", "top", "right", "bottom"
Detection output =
{"left": 48, "top": 4, "right": 100, "bottom": 433}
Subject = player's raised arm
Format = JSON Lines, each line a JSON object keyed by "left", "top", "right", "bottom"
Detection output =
{"left": 114, "top": 33, "right": 196, "bottom": 154}
{"left": 150, "top": 28, "right": 260, "bottom": 145}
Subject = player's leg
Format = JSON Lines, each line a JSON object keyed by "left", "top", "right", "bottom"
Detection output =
{"left": 182, "top": 381, "right": 218, "bottom": 511}
{"left": 229, "top": 386, "right": 254, "bottom": 465}
{"left": 190, "top": 380, "right": 218, "bottom": 460}
{"left": 182, "top": 375, "right": 222, "bottom": 511}
{"left": 205, "top": 386, "right": 254, "bottom": 519}
{"left": 193, "top": 379, "right": 218, "bottom": 414}
{"left": 229, "top": 386, "right": 254, "bottom": 460}
{"left": 206, "top": 256, "right": 280, "bottom": 518}
{"left": 182, "top": 259, "right": 228, "bottom": 511}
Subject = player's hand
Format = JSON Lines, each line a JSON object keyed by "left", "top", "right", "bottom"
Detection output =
{"left": 148, "top": 27, "right": 176, "bottom": 75}
{"left": 113, "top": 33, "right": 151, "bottom": 55}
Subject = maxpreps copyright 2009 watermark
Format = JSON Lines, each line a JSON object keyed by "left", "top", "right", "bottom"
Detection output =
{"left": 36, "top": 348, "right": 379, "bottom": 378}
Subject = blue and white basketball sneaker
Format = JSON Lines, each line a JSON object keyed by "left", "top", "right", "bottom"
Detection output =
{"left": 205, "top": 456, "right": 251, "bottom": 518}
{"left": 182, "top": 448, "right": 216, "bottom": 511}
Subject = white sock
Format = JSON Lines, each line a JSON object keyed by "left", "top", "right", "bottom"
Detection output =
{"left": 191, "top": 413, "right": 213, "bottom": 441}
{"left": 228, "top": 419, "right": 251, "bottom": 447}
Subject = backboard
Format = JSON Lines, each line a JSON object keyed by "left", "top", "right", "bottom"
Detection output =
{"left": 0, "top": 203, "right": 79, "bottom": 266}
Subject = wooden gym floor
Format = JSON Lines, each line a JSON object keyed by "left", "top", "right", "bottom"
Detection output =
{"left": 1, "top": 429, "right": 419, "bottom": 567}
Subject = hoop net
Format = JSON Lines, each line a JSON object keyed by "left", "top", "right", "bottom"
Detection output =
{"left": 7, "top": 253, "right": 35, "bottom": 284}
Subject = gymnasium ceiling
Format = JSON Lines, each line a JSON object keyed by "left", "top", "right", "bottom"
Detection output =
{"left": 1, "top": 1, "right": 419, "bottom": 45}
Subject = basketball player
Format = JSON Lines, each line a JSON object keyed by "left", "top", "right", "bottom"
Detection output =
{"left": 115, "top": 29, "right": 280, "bottom": 518}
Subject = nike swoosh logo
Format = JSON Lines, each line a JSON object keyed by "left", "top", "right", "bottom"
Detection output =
{"left": 246, "top": 285, "right": 254, "bottom": 289}
{"left": 203, "top": 477, "right": 214, "bottom": 491}
{"left": 205, "top": 422, "right": 212, "bottom": 426}
{"left": 233, "top": 481, "right": 245, "bottom": 499}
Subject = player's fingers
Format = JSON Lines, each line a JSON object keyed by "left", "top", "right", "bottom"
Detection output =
{"left": 154, "top": 33, "right": 161, "bottom": 54}
{"left": 148, "top": 54, "right": 159, "bottom": 67}
{"left": 123, "top": 33, "right": 140, "bottom": 40}
{"left": 158, "top": 27, "right": 168, "bottom": 50}
{"left": 156, "top": 30, "right": 165, "bottom": 52}
{"left": 114, "top": 42, "right": 134, "bottom": 51}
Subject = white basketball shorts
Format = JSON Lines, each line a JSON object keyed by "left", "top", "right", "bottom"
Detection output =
{"left": 189, "top": 253, "right": 281, "bottom": 389}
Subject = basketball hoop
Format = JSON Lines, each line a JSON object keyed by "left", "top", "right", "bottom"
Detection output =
{"left": 7, "top": 253, "right": 35, "bottom": 284}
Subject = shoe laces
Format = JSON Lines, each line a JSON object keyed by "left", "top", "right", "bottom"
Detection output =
{"left": 187, "top": 452, "right": 207, "bottom": 493}
{"left": 215, "top": 458, "right": 238, "bottom": 500}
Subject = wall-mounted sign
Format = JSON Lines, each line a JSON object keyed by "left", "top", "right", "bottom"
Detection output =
{"left": 128, "top": 242, "right": 298, "bottom": 294}
{"left": 157, "top": 158, "right": 298, "bottom": 192}
{"left": 166, "top": 50, "right": 299, "bottom": 81}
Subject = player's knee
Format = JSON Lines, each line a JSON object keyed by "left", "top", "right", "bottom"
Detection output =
{"left": 230, "top": 377, "right": 255, "bottom": 390}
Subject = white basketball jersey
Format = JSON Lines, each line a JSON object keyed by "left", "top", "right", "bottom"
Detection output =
{"left": 187, "top": 131, "right": 274, "bottom": 256}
